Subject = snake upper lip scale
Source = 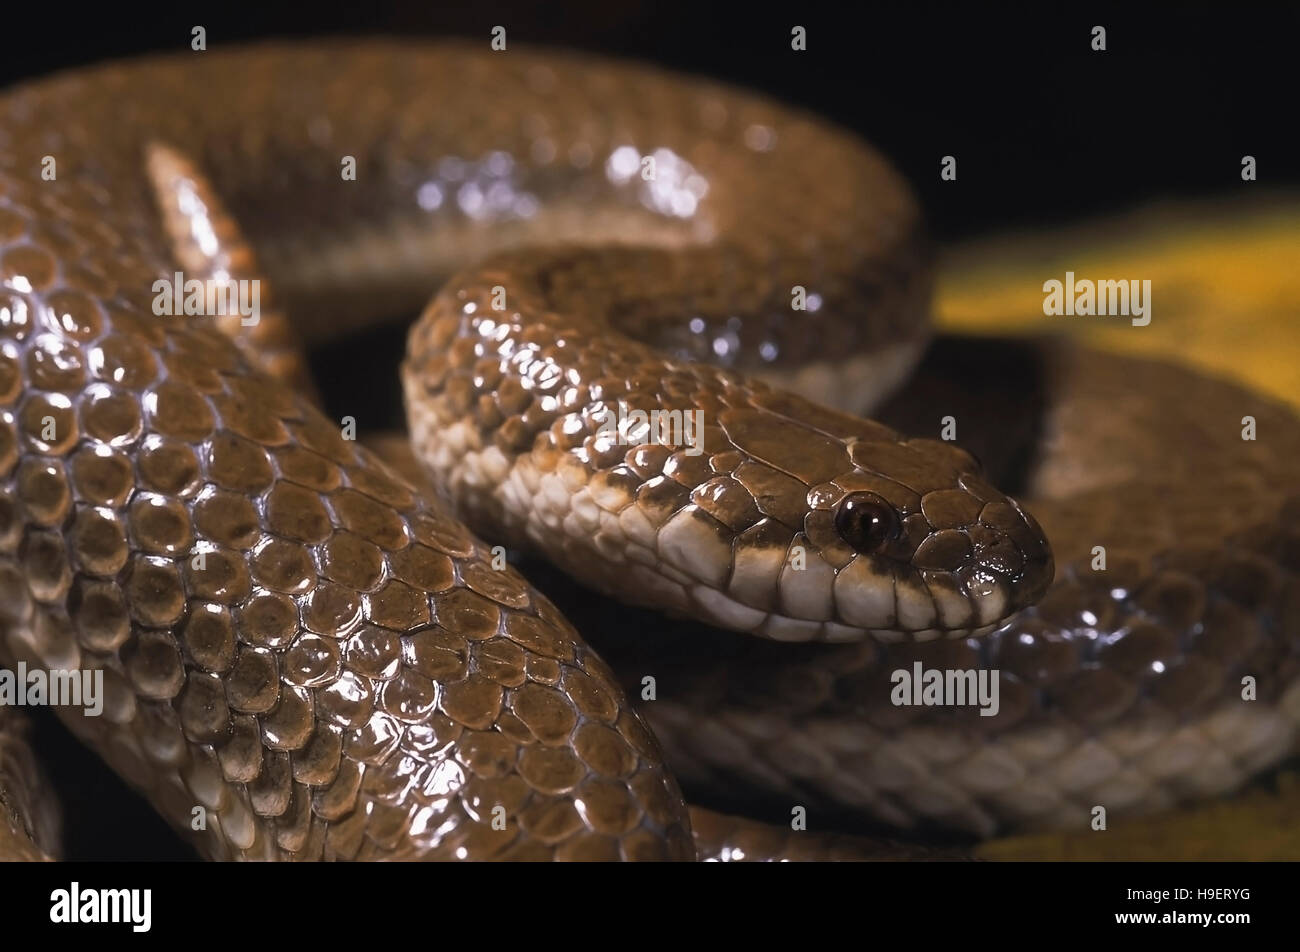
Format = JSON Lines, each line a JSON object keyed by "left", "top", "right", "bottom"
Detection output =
{"left": 0, "top": 38, "right": 1297, "bottom": 864}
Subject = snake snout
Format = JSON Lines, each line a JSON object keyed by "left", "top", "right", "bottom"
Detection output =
{"left": 819, "top": 452, "right": 1055, "bottom": 639}
{"left": 942, "top": 477, "right": 1054, "bottom": 627}
{"left": 826, "top": 494, "right": 1052, "bottom": 640}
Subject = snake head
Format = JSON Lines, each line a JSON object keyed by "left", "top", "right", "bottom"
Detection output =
{"left": 656, "top": 404, "right": 1053, "bottom": 642}
{"left": 818, "top": 440, "right": 1055, "bottom": 641}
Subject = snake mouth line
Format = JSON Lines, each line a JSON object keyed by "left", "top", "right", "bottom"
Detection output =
{"left": 651, "top": 530, "right": 1056, "bottom": 644}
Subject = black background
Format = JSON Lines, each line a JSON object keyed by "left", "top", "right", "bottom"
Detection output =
{"left": 5, "top": 2, "right": 1297, "bottom": 860}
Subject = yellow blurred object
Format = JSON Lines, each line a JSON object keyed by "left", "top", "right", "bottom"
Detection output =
{"left": 936, "top": 196, "right": 1300, "bottom": 407}
{"left": 978, "top": 774, "right": 1300, "bottom": 861}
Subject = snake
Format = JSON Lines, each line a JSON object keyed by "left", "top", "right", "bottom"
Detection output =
{"left": 1, "top": 40, "right": 1299, "bottom": 862}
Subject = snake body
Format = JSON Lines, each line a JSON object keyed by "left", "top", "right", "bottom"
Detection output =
{"left": 1, "top": 41, "right": 1299, "bottom": 860}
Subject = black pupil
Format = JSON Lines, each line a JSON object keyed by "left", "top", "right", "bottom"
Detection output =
{"left": 834, "top": 492, "right": 900, "bottom": 552}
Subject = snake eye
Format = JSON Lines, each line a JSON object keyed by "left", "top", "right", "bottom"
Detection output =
{"left": 834, "top": 491, "right": 902, "bottom": 553}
